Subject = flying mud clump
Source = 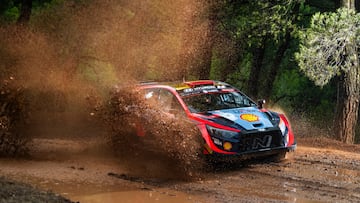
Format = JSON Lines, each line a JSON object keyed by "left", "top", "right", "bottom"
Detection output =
{"left": 99, "top": 86, "right": 204, "bottom": 178}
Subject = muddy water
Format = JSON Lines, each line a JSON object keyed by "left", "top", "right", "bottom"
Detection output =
{"left": 2, "top": 171, "right": 201, "bottom": 203}
{"left": 73, "top": 190, "right": 200, "bottom": 203}
{"left": 1, "top": 138, "right": 360, "bottom": 202}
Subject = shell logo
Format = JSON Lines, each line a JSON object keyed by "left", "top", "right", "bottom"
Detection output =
{"left": 240, "top": 114, "right": 259, "bottom": 122}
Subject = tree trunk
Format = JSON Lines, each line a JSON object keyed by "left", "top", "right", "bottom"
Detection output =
{"left": 197, "top": 0, "right": 222, "bottom": 80}
{"left": 356, "top": 0, "right": 360, "bottom": 11}
{"left": 17, "top": 0, "right": 33, "bottom": 24}
{"left": 247, "top": 38, "right": 266, "bottom": 98}
{"left": 334, "top": 66, "right": 360, "bottom": 144}
{"left": 335, "top": 0, "right": 342, "bottom": 8}
{"left": 263, "top": 32, "right": 291, "bottom": 101}
{"left": 198, "top": 44, "right": 213, "bottom": 80}
{"left": 341, "top": 0, "right": 356, "bottom": 9}
{"left": 333, "top": 0, "right": 360, "bottom": 144}
{"left": 220, "top": 41, "right": 242, "bottom": 81}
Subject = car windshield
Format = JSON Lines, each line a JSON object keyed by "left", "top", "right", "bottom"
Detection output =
{"left": 182, "top": 91, "right": 256, "bottom": 113}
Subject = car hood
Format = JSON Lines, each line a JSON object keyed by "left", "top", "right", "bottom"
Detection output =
{"left": 197, "top": 107, "right": 276, "bottom": 131}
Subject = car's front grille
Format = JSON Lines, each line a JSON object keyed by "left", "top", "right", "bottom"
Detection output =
{"left": 237, "top": 130, "right": 283, "bottom": 152}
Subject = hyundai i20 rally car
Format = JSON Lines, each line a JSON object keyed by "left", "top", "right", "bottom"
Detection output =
{"left": 136, "top": 80, "right": 296, "bottom": 161}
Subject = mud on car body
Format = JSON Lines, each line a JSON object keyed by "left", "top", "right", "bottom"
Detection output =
{"left": 137, "top": 80, "right": 296, "bottom": 161}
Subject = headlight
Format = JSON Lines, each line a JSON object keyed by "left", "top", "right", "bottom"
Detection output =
{"left": 206, "top": 125, "right": 238, "bottom": 139}
{"left": 279, "top": 119, "right": 287, "bottom": 135}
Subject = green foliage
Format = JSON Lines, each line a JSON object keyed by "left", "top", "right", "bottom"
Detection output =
{"left": 0, "top": 0, "right": 17, "bottom": 23}
{"left": 207, "top": 0, "right": 340, "bottom": 131}
{"left": 210, "top": 0, "right": 306, "bottom": 93}
{"left": 295, "top": 8, "right": 360, "bottom": 87}
{"left": 2, "top": 7, "right": 19, "bottom": 22}
{"left": 209, "top": 51, "right": 224, "bottom": 80}
{"left": 218, "top": 0, "right": 302, "bottom": 47}
{"left": 0, "top": 0, "right": 57, "bottom": 23}
{"left": 273, "top": 68, "right": 335, "bottom": 120}
{"left": 224, "top": 53, "right": 252, "bottom": 90}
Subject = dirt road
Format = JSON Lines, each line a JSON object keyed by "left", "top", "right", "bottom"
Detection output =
{"left": 0, "top": 137, "right": 360, "bottom": 203}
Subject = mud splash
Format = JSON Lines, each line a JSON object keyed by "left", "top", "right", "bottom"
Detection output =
{"left": 0, "top": 0, "right": 209, "bottom": 88}
{"left": 0, "top": 0, "right": 211, "bottom": 178}
{"left": 101, "top": 87, "right": 205, "bottom": 180}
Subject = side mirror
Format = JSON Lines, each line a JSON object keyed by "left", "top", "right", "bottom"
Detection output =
{"left": 257, "top": 99, "right": 266, "bottom": 109}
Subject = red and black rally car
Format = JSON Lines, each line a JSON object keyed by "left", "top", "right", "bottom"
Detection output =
{"left": 137, "top": 80, "right": 296, "bottom": 161}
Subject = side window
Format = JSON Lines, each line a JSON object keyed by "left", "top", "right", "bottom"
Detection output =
{"left": 233, "top": 93, "right": 243, "bottom": 104}
{"left": 235, "top": 92, "right": 252, "bottom": 106}
{"left": 159, "top": 89, "right": 175, "bottom": 110}
{"left": 222, "top": 94, "right": 235, "bottom": 103}
{"left": 143, "top": 88, "right": 185, "bottom": 116}
{"left": 158, "top": 89, "right": 185, "bottom": 114}
{"left": 143, "top": 88, "right": 160, "bottom": 105}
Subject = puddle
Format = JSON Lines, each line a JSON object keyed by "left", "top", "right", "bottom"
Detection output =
{"left": 4, "top": 172, "right": 205, "bottom": 203}
{"left": 72, "top": 189, "right": 202, "bottom": 203}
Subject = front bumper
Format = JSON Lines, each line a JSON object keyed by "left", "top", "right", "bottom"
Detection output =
{"left": 208, "top": 128, "right": 291, "bottom": 153}
{"left": 205, "top": 143, "right": 297, "bottom": 162}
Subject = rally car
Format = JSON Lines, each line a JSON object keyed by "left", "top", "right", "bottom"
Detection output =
{"left": 136, "top": 80, "right": 296, "bottom": 161}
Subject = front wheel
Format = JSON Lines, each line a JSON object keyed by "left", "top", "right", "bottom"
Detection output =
{"left": 268, "top": 150, "right": 287, "bottom": 162}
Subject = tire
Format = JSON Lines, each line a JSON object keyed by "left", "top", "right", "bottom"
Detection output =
{"left": 269, "top": 150, "right": 287, "bottom": 162}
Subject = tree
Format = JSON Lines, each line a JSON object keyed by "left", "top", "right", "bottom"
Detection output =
{"left": 295, "top": 8, "right": 360, "bottom": 143}
{"left": 196, "top": 0, "right": 220, "bottom": 79}
{"left": 0, "top": 0, "right": 55, "bottom": 24}
{"left": 17, "top": 0, "right": 32, "bottom": 24}
{"left": 247, "top": 36, "right": 267, "bottom": 98}
{"left": 262, "top": 32, "right": 291, "bottom": 101}
{"left": 210, "top": 0, "right": 302, "bottom": 98}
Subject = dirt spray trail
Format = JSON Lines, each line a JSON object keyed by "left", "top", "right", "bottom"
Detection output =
{"left": 0, "top": 0, "right": 212, "bottom": 176}
{"left": 0, "top": 0, "right": 210, "bottom": 130}
{"left": 0, "top": 0, "right": 209, "bottom": 86}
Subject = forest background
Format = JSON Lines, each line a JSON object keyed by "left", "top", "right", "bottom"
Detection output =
{"left": 0, "top": 0, "right": 359, "bottom": 156}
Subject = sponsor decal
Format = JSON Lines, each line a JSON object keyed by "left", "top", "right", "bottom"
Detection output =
{"left": 183, "top": 85, "right": 217, "bottom": 93}
{"left": 180, "top": 85, "right": 220, "bottom": 96}
{"left": 240, "top": 114, "right": 259, "bottom": 122}
{"left": 175, "top": 84, "right": 191, "bottom": 91}
{"left": 239, "top": 134, "right": 272, "bottom": 151}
